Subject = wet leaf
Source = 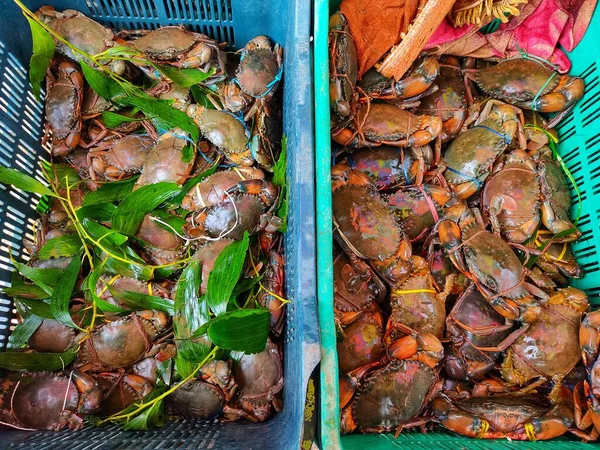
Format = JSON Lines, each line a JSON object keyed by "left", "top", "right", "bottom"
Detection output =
{"left": 182, "top": 144, "right": 195, "bottom": 164}
{"left": 41, "top": 162, "right": 80, "bottom": 189}
{"left": 6, "top": 314, "right": 44, "bottom": 351}
{"left": 85, "top": 263, "right": 127, "bottom": 314}
{"left": 83, "top": 218, "right": 128, "bottom": 248}
{"left": 104, "top": 249, "right": 154, "bottom": 281}
{"left": 192, "top": 309, "right": 270, "bottom": 354}
{"left": 207, "top": 232, "right": 249, "bottom": 316}
{"left": 119, "top": 96, "right": 200, "bottom": 141}
{"left": 82, "top": 177, "right": 137, "bottom": 206}
{"left": 272, "top": 136, "right": 287, "bottom": 187}
{"left": 25, "top": 16, "right": 55, "bottom": 101}
{"left": 102, "top": 111, "right": 145, "bottom": 129}
{"left": 76, "top": 203, "right": 117, "bottom": 222}
{"left": 0, "top": 345, "right": 78, "bottom": 371}
{"left": 13, "top": 262, "right": 60, "bottom": 295}
{"left": 95, "top": 45, "right": 140, "bottom": 59}
{"left": 14, "top": 298, "right": 54, "bottom": 319}
{"left": 0, "top": 167, "right": 54, "bottom": 197}
{"left": 231, "top": 274, "right": 262, "bottom": 297}
{"left": 155, "top": 65, "right": 216, "bottom": 87}
{"left": 116, "top": 290, "right": 174, "bottom": 315}
{"left": 150, "top": 209, "right": 187, "bottom": 236}
{"left": 50, "top": 251, "right": 82, "bottom": 329}
{"left": 36, "top": 234, "right": 82, "bottom": 260}
{"left": 174, "top": 260, "right": 211, "bottom": 368}
{"left": 3, "top": 273, "right": 49, "bottom": 300}
{"left": 112, "top": 182, "right": 180, "bottom": 235}
{"left": 80, "top": 62, "right": 147, "bottom": 102}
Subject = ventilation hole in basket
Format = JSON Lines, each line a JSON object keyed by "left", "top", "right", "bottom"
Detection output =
{"left": 579, "top": 82, "right": 600, "bottom": 112}
{"left": 581, "top": 260, "right": 599, "bottom": 273}
{"left": 583, "top": 105, "right": 600, "bottom": 128}
{"left": 580, "top": 61, "right": 597, "bottom": 79}
{"left": 0, "top": 97, "right": 19, "bottom": 122}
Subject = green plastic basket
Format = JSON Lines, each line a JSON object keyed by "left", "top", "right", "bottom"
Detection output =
{"left": 313, "top": 1, "right": 600, "bottom": 448}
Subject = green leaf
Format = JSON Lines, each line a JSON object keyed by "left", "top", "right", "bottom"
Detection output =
{"left": 207, "top": 232, "right": 250, "bottom": 316}
{"left": 150, "top": 209, "right": 187, "bottom": 236}
{"left": 3, "top": 272, "right": 49, "bottom": 300}
{"left": 0, "top": 346, "right": 78, "bottom": 371}
{"left": 83, "top": 218, "right": 128, "bottom": 248}
{"left": 6, "top": 314, "right": 44, "bottom": 351}
{"left": 174, "top": 260, "right": 211, "bottom": 368}
{"left": 95, "top": 45, "right": 140, "bottom": 59}
{"left": 41, "top": 162, "right": 80, "bottom": 189}
{"left": 117, "top": 290, "right": 174, "bottom": 315}
{"left": 15, "top": 298, "right": 55, "bottom": 319}
{"left": 25, "top": 16, "right": 55, "bottom": 101}
{"left": 272, "top": 136, "right": 287, "bottom": 187}
{"left": 102, "top": 111, "right": 145, "bottom": 129}
{"left": 50, "top": 252, "right": 82, "bottom": 329}
{"left": 174, "top": 353, "right": 195, "bottom": 379}
{"left": 190, "top": 85, "right": 220, "bottom": 110}
{"left": 155, "top": 65, "right": 216, "bottom": 87}
{"left": 36, "top": 234, "right": 82, "bottom": 260}
{"left": 112, "top": 182, "right": 180, "bottom": 235}
{"left": 82, "top": 177, "right": 137, "bottom": 206}
{"left": 119, "top": 96, "right": 199, "bottom": 142}
{"left": 182, "top": 144, "right": 194, "bottom": 164}
{"left": 169, "top": 162, "right": 218, "bottom": 207}
{"left": 231, "top": 275, "right": 263, "bottom": 297}
{"left": 122, "top": 397, "right": 166, "bottom": 431}
{"left": 85, "top": 263, "right": 127, "bottom": 314}
{"left": 80, "top": 62, "right": 147, "bottom": 102}
{"left": 104, "top": 250, "right": 154, "bottom": 281}
{"left": 0, "top": 167, "right": 54, "bottom": 197}
{"left": 194, "top": 309, "right": 270, "bottom": 353}
{"left": 13, "top": 262, "right": 60, "bottom": 295}
{"left": 76, "top": 203, "right": 117, "bottom": 222}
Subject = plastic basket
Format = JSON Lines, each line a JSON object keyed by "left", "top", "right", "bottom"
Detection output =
{"left": 0, "top": 0, "right": 319, "bottom": 448}
{"left": 314, "top": 0, "right": 600, "bottom": 448}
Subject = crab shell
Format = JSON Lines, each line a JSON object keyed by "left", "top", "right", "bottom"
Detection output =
{"left": 186, "top": 105, "right": 253, "bottom": 166}
{"left": 337, "top": 306, "right": 385, "bottom": 373}
{"left": 0, "top": 371, "right": 102, "bottom": 430}
{"left": 78, "top": 310, "right": 169, "bottom": 371}
{"left": 135, "top": 130, "right": 194, "bottom": 188}
{"left": 444, "top": 283, "right": 513, "bottom": 381}
{"left": 132, "top": 26, "right": 200, "bottom": 60}
{"left": 236, "top": 36, "right": 282, "bottom": 99}
{"left": 347, "top": 360, "right": 438, "bottom": 433}
{"left": 257, "top": 251, "right": 286, "bottom": 336}
{"left": 231, "top": 339, "right": 283, "bottom": 422}
{"left": 91, "top": 134, "right": 155, "bottom": 181}
{"left": 36, "top": 7, "right": 115, "bottom": 63}
{"left": 501, "top": 287, "right": 588, "bottom": 387}
{"left": 355, "top": 104, "right": 424, "bottom": 143}
{"left": 332, "top": 179, "right": 401, "bottom": 261}
{"left": 329, "top": 12, "right": 357, "bottom": 117}
{"left": 28, "top": 318, "right": 76, "bottom": 353}
{"left": 388, "top": 256, "right": 445, "bottom": 339}
{"left": 167, "top": 379, "right": 225, "bottom": 420}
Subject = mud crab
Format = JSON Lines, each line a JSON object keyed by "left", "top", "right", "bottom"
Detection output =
{"left": 136, "top": 214, "right": 184, "bottom": 265}
{"left": 332, "top": 167, "right": 412, "bottom": 286}
{"left": 167, "top": 379, "right": 225, "bottom": 420}
{"left": 332, "top": 103, "right": 442, "bottom": 148}
{"left": 235, "top": 36, "right": 283, "bottom": 121}
{"left": 329, "top": 12, "right": 357, "bottom": 118}
{"left": 36, "top": 7, "right": 123, "bottom": 74}
{"left": 417, "top": 56, "right": 468, "bottom": 143}
{"left": 438, "top": 204, "right": 549, "bottom": 323}
{"left": 576, "top": 310, "right": 600, "bottom": 439}
{"left": 358, "top": 57, "right": 439, "bottom": 105}
{"left": 500, "top": 288, "right": 588, "bottom": 401}
{"left": 0, "top": 371, "right": 102, "bottom": 430}
{"left": 529, "top": 232, "right": 583, "bottom": 283}
{"left": 433, "top": 387, "right": 575, "bottom": 440}
{"left": 474, "top": 58, "right": 585, "bottom": 116}
{"left": 187, "top": 104, "right": 253, "bottom": 166}
{"left": 77, "top": 310, "right": 169, "bottom": 371}
{"left": 44, "top": 61, "right": 84, "bottom": 156}
{"left": 482, "top": 149, "right": 580, "bottom": 243}
{"left": 224, "top": 339, "right": 283, "bottom": 422}
{"left": 88, "top": 134, "right": 155, "bottom": 181}
{"left": 443, "top": 283, "right": 517, "bottom": 382}
{"left": 257, "top": 251, "right": 286, "bottom": 336}
{"left": 135, "top": 130, "right": 194, "bottom": 188}
{"left": 443, "top": 100, "right": 525, "bottom": 199}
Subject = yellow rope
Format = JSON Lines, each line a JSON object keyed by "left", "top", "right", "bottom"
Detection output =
{"left": 147, "top": 283, "right": 154, "bottom": 296}
{"left": 233, "top": 167, "right": 247, "bottom": 181}
{"left": 476, "top": 419, "right": 490, "bottom": 439}
{"left": 525, "top": 422, "right": 537, "bottom": 441}
{"left": 391, "top": 288, "right": 436, "bottom": 296}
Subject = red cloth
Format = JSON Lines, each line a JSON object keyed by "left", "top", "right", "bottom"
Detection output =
{"left": 425, "top": 0, "right": 597, "bottom": 72}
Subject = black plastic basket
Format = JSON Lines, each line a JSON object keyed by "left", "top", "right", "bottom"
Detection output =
{"left": 0, "top": 0, "right": 318, "bottom": 448}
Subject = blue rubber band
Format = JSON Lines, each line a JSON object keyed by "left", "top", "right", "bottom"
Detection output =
{"left": 472, "top": 125, "right": 511, "bottom": 145}
{"left": 401, "top": 157, "right": 410, "bottom": 185}
{"left": 446, "top": 166, "right": 483, "bottom": 187}
{"left": 346, "top": 152, "right": 356, "bottom": 168}
{"left": 531, "top": 72, "right": 557, "bottom": 111}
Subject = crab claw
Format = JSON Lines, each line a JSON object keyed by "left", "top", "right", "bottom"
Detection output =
{"left": 72, "top": 371, "right": 103, "bottom": 414}
{"left": 581, "top": 310, "right": 600, "bottom": 368}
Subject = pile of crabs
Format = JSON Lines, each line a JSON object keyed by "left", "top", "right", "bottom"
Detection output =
{"left": 0, "top": 7, "right": 285, "bottom": 431}
{"left": 330, "top": 12, "right": 600, "bottom": 441}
